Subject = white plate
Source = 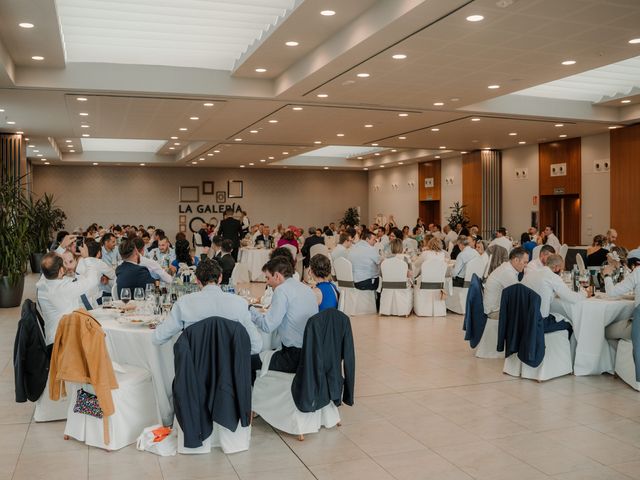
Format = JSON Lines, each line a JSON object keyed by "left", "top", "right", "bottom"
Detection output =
{"left": 117, "top": 314, "right": 155, "bottom": 326}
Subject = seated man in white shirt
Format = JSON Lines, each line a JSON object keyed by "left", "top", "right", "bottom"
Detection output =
{"left": 489, "top": 227, "right": 513, "bottom": 253}
{"left": 525, "top": 244, "right": 555, "bottom": 273}
{"left": 76, "top": 238, "right": 115, "bottom": 303}
{"left": 250, "top": 256, "right": 319, "bottom": 376}
{"left": 36, "top": 250, "right": 101, "bottom": 345}
{"left": 153, "top": 259, "right": 262, "bottom": 353}
{"left": 133, "top": 237, "right": 173, "bottom": 284}
{"left": 331, "top": 232, "right": 352, "bottom": 263}
{"left": 452, "top": 235, "right": 480, "bottom": 287}
{"left": 348, "top": 231, "right": 382, "bottom": 309}
{"left": 542, "top": 225, "right": 562, "bottom": 253}
{"left": 483, "top": 247, "right": 528, "bottom": 319}
{"left": 522, "top": 254, "right": 586, "bottom": 335}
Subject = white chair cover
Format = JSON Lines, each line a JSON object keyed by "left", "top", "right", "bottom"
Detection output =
{"left": 324, "top": 235, "right": 337, "bottom": 249}
{"left": 482, "top": 254, "right": 492, "bottom": 279}
{"left": 532, "top": 245, "right": 543, "bottom": 260}
{"left": 63, "top": 363, "right": 160, "bottom": 450}
{"left": 575, "top": 253, "right": 587, "bottom": 275}
{"left": 111, "top": 281, "right": 118, "bottom": 300}
{"left": 379, "top": 257, "right": 412, "bottom": 316}
{"left": 614, "top": 339, "right": 640, "bottom": 391}
{"left": 282, "top": 244, "right": 297, "bottom": 259}
{"left": 447, "top": 241, "right": 455, "bottom": 255}
{"left": 445, "top": 255, "right": 486, "bottom": 315}
{"left": 176, "top": 418, "right": 251, "bottom": 455}
{"left": 193, "top": 232, "right": 205, "bottom": 259}
{"left": 334, "top": 257, "right": 376, "bottom": 316}
{"left": 503, "top": 330, "right": 573, "bottom": 381}
{"left": 413, "top": 258, "right": 447, "bottom": 317}
{"left": 474, "top": 318, "right": 502, "bottom": 359}
{"left": 252, "top": 351, "right": 340, "bottom": 437}
{"left": 559, "top": 244, "right": 569, "bottom": 260}
{"left": 310, "top": 243, "right": 330, "bottom": 259}
{"left": 34, "top": 375, "right": 70, "bottom": 422}
{"left": 230, "top": 263, "right": 250, "bottom": 286}
{"left": 402, "top": 238, "right": 418, "bottom": 254}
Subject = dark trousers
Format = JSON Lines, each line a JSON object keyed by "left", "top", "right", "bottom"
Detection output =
{"left": 251, "top": 344, "right": 302, "bottom": 383}
{"left": 354, "top": 277, "right": 380, "bottom": 310}
{"left": 544, "top": 314, "right": 573, "bottom": 338}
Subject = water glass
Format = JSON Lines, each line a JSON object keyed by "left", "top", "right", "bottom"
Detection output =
{"left": 145, "top": 283, "right": 154, "bottom": 299}
{"left": 120, "top": 288, "right": 131, "bottom": 304}
{"left": 102, "top": 295, "right": 112, "bottom": 308}
{"left": 134, "top": 287, "right": 145, "bottom": 302}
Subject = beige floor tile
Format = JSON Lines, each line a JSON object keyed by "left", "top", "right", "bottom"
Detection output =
{"left": 0, "top": 453, "right": 20, "bottom": 480}
{"left": 373, "top": 448, "right": 473, "bottom": 479}
{"left": 238, "top": 466, "right": 315, "bottom": 480}
{"left": 227, "top": 433, "right": 305, "bottom": 474}
{"left": 279, "top": 427, "right": 367, "bottom": 466}
{"left": 12, "top": 448, "right": 89, "bottom": 480}
{"left": 158, "top": 448, "right": 238, "bottom": 479}
{"left": 310, "top": 458, "right": 395, "bottom": 480}
{"left": 551, "top": 464, "right": 636, "bottom": 480}
{"left": 338, "top": 418, "right": 424, "bottom": 456}
{"left": 610, "top": 461, "right": 640, "bottom": 480}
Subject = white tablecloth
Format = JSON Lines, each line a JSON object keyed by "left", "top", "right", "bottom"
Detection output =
{"left": 551, "top": 296, "right": 635, "bottom": 376}
{"left": 239, "top": 248, "right": 271, "bottom": 282}
{"left": 97, "top": 313, "right": 176, "bottom": 425}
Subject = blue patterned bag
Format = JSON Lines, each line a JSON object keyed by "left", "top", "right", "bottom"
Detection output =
{"left": 73, "top": 388, "right": 103, "bottom": 418}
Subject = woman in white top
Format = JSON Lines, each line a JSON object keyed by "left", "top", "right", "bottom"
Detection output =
{"left": 413, "top": 236, "right": 447, "bottom": 275}
{"left": 384, "top": 238, "right": 413, "bottom": 280}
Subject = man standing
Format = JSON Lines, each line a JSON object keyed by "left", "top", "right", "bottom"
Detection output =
{"left": 218, "top": 207, "right": 243, "bottom": 260}
{"left": 153, "top": 259, "right": 261, "bottom": 353}
{"left": 250, "top": 257, "right": 318, "bottom": 373}
{"left": 348, "top": 231, "right": 382, "bottom": 308}
{"left": 483, "top": 247, "right": 528, "bottom": 318}
{"left": 525, "top": 245, "right": 555, "bottom": 273}
{"left": 214, "top": 240, "right": 236, "bottom": 285}
{"left": 543, "top": 225, "right": 562, "bottom": 253}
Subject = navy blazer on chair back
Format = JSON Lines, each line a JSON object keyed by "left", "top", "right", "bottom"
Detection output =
{"left": 463, "top": 274, "right": 487, "bottom": 348}
{"left": 497, "top": 283, "right": 545, "bottom": 368}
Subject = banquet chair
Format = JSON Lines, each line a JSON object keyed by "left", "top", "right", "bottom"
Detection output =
{"left": 57, "top": 313, "right": 159, "bottom": 450}
{"left": 324, "top": 235, "right": 336, "bottom": 249}
{"left": 532, "top": 245, "right": 543, "bottom": 260}
{"left": 614, "top": 339, "right": 640, "bottom": 391}
{"left": 499, "top": 285, "right": 572, "bottom": 382}
{"left": 34, "top": 377, "right": 70, "bottom": 422}
{"left": 559, "top": 244, "right": 569, "bottom": 260}
{"left": 230, "top": 263, "right": 250, "bottom": 286}
{"left": 413, "top": 257, "right": 447, "bottom": 317}
{"left": 111, "top": 281, "right": 118, "bottom": 300}
{"left": 402, "top": 237, "right": 419, "bottom": 254}
{"left": 310, "top": 243, "right": 330, "bottom": 259}
{"left": 379, "top": 257, "right": 413, "bottom": 316}
{"left": 445, "top": 255, "right": 486, "bottom": 315}
{"left": 334, "top": 257, "right": 376, "bottom": 315}
{"left": 482, "top": 254, "right": 492, "bottom": 279}
{"left": 282, "top": 244, "right": 298, "bottom": 259}
{"left": 252, "top": 309, "right": 353, "bottom": 441}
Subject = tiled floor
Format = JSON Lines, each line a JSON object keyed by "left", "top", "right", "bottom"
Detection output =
{"left": 2, "top": 274, "right": 640, "bottom": 479}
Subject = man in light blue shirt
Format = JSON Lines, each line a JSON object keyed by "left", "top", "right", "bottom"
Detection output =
{"left": 347, "top": 231, "right": 381, "bottom": 309}
{"left": 250, "top": 256, "right": 318, "bottom": 374}
{"left": 146, "top": 237, "right": 176, "bottom": 275}
{"left": 452, "top": 235, "right": 480, "bottom": 286}
{"left": 100, "top": 233, "right": 121, "bottom": 268}
{"left": 153, "top": 259, "right": 262, "bottom": 354}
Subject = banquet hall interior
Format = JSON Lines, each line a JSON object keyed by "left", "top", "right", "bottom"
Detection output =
{"left": 2, "top": 0, "right": 640, "bottom": 479}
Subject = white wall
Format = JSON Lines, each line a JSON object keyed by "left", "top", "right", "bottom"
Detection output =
{"left": 501, "top": 144, "right": 539, "bottom": 238}
{"left": 581, "top": 133, "right": 610, "bottom": 245}
{"left": 32, "top": 166, "right": 368, "bottom": 239}
{"left": 367, "top": 163, "right": 419, "bottom": 227}
{"left": 440, "top": 156, "right": 463, "bottom": 226}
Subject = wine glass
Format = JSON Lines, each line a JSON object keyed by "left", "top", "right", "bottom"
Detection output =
{"left": 145, "top": 283, "right": 155, "bottom": 299}
{"left": 134, "top": 287, "right": 145, "bottom": 303}
{"left": 120, "top": 288, "right": 131, "bottom": 304}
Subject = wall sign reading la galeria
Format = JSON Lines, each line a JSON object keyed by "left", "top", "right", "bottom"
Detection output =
{"left": 178, "top": 180, "right": 244, "bottom": 232}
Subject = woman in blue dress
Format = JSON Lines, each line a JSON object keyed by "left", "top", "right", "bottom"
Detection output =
{"left": 309, "top": 253, "right": 339, "bottom": 311}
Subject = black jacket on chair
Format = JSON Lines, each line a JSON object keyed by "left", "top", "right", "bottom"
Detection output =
{"left": 173, "top": 316, "right": 252, "bottom": 448}
{"left": 463, "top": 274, "right": 487, "bottom": 349}
{"left": 291, "top": 308, "right": 355, "bottom": 412}
{"left": 14, "top": 299, "right": 51, "bottom": 402}
{"left": 497, "top": 284, "right": 545, "bottom": 368}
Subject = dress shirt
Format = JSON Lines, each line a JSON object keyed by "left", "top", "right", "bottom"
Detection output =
{"left": 348, "top": 240, "right": 381, "bottom": 283}
{"left": 444, "top": 231, "right": 458, "bottom": 248}
{"left": 605, "top": 268, "right": 640, "bottom": 307}
{"left": 101, "top": 246, "right": 121, "bottom": 268}
{"left": 139, "top": 255, "right": 173, "bottom": 283}
{"left": 77, "top": 257, "right": 115, "bottom": 297}
{"left": 489, "top": 236, "right": 513, "bottom": 253}
{"left": 331, "top": 244, "right": 349, "bottom": 263}
{"left": 36, "top": 266, "right": 101, "bottom": 344}
{"left": 452, "top": 246, "right": 480, "bottom": 279}
{"left": 414, "top": 250, "right": 446, "bottom": 274}
{"left": 146, "top": 247, "right": 176, "bottom": 268}
{"left": 250, "top": 277, "right": 318, "bottom": 348}
{"left": 521, "top": 266, "right": 586, "bottom": 318}
{"left": 545, "top": 233, "right": 562, "bottom": 254}
{"left": 483, "top": 261, "right": 520, "bottom": 315}
{"left": 525, "top": 258, "right": 544, "bottom": 274}
{"left": 153, "top": 284, "right": 262, "bottom": 353}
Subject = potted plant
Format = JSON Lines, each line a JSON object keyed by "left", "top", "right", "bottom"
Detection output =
{"left": 0, "top": 176, "right": 31, "bottom": 308}
{"left": 447, "top": 201, "right": 470, "bottom": 230}
{"left": 26, "top": 193, "right": 66, "bottom": 273}
{"left": 341, "top": 207, "right": 360, "bottom": 228}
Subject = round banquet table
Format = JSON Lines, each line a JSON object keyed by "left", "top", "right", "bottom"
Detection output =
{"left": 239, "top": 247, "right": 271, "bottom": 282}
{"left": 94, "top": 311, "right": 176, "bottom": 425}
{"left": 551, "top": 295, "right": 635, "bottom": 376}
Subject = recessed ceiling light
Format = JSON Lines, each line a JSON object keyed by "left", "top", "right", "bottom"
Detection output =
{"left": 336, "top": 133, "right": 345, "bottom": 137}
{"left": 168, "top": 136, "right": 177, "bottom": 140}
{"left": 234, "top": 138, "right": 242, "bottom": 141}
{"left": 435, "top": 155, "right": 441, "bottom": 159}
{"left": 139, "top": 163, "right": 146, "bottom": 166}
{"left": 92, "top": 162, "right": 98, "bottom": 166}
{"left": 433, "top": 102, "right": 444, "bottom": 106}
{"left": 559, "top": 134, "right": 567, "bottom": 138}
{"left": 248, "top": 162, "right": 255, "bottom": 166}
{"left": 207, "top": 153, "right": 213, "bottom": 156}
{"left": 31, "top": 55, "right": 44, "bottom": 61}
{"left": 374, "top": 153, "right": 380, "bottom": 156}
{"left": 169, "top": 147, "right": 175, "bottom": 150}
{"left": 39, "top": 158, "right": 46, "bottom": 162}
{"left": 191, "top": 161, "right": 197, "bottom": 165}
{"left": 69, "top": 150, "right": 75, "bottom": 153}
{"left": 282, "top": 151, "right": 289, "bottom": 155}
{"left": 16, "top": 131, "right": 23, "bottom": 134}
{"left": 268, "top": 156, "right": 274, "bottom": 159}
{"left": 364, "top": 124, "right": 373, "bottom": 128}
{"left": 82, "top": 134, "right": 90, "bottom": 137}
{"left": 628, "top": 38, "right": 640, "bottom": 44}
{"left": 398, "top": 136, "right": 406, "bottom": 140}
{"left": 398, "top": 113, "right": 408, "bottom": 117}
{"left": 79, "top": 112, "right": 89, "bottom": 116}
{"left": 44, "top": 162, "right": 50, "bottom": 165}
{"left": 76, "top": 97, "right": 87, "bottom": 101}
{"left": 6, "top": 121, "right": 15, "bottom": 125}
{"left": 363, "top": 167, "right": 368, "bottom": 171}
{"left": 323, "top": 166, "right": 329, "bottom": 170}
{"left": 509, "top": 132, "right": 517, "bottom": 136}
{"left": 285, "top": 41, "right": 299, "bottom": 47}
{"left": 68, "top": 145, "right": 74, "bottom": 148}
{"left": 461, "top": 151, "right": 468, "bottom": 154}
{"left": 203, "top": 102, "right": 214, "bottom": 107}
{"left": 255, "top": 68, "right": 267, "bottom": 73}
{"left": 392, "top": 54, "right": 407, "bottom": 60}
{"left": 471, "top": 117, "right": 481, "bottom": 121}
{"left": 314, "top": 140, "right": 322, "bottom": 144}
{"left": 268, "top": 119, "right": 278, "bottom": 123}
{"left": 431, "top": 128, "right": 440, "bottom": 132}
{"left": 214, "top": 150, "right": 221, "bottom": 153}
{"left": 317, "top": 93, "right": 328, "bottom": 98}
{"left": 466, "top": 14, "right": 484, "bottom": 22}
{"left": 250, "top": 130, "right": 258, "bottom": 133}
{"left": 260, "top": 159, "right": 266, "bottom": 162}
{"left": 518, "top": 141, "right": 526, "bottom": 144}
{"left": 488, "top": 84, "right": 500, "bottom": 89}
{"left": 81, "top": 124, "right": 90, "bottom": 128}
{"left": 608, "top": 125, "right": 621, "bottom": 129}
{"left": 483, "top": 147, "right": 491, "bottom": 150}
{"left": 439, "top": 146, "right": 446, "bottom": 149}
{"left": 292, "top": 107, "right": 303, "bottom": 111}
{"left": 371, "top": 143, "right": 378, "bottom": 146}
{"left": 621, "top": 99, "right": 631, "bottom": 103}
{"left": 190, "top": 116, "right": 199, "bottom": 120}
{"left": 391, "top": 149, "right": 397, "bottom": 152}
{"left": 398, "top": 162, "right": 404, "bottom": 165}
{"left": 380, "top": 165, "right": 385, "bottom": 168}
{"left": 320, "top": 10, "right": 336, "bottom": 16}
{"left": 36, "top": 153, "right": 43, "bottom": 157}
{"left": 179, "top": 127, "right": 188, "bottom": 131}
{"left": 0, "top": 109, "right": 4, "bottom": 112}
{"left": 33, "top": 149, "right": 39, "bottom": 153}
{"left": 562, "top": 60, "right": 576, "bottom": 66}
{"left": 357, "top": 73, "right": 370, "bottom": 78}
{"left": 28, "top": 144, "right": 34, "bottom": 148}
{"left": 173, "top": 142, "right": 180, "bottom": 146}
{"left": 66, "top": 139, "right": 72, "bottom": 143}
{"left": 19, "top": 22, "right": 34, "bottom": 28}
{"left": 555, "top": 123, "right": 564, "bottom": 127}
{"left": 240, "top": 165, "right": 245, "bottom": 168}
